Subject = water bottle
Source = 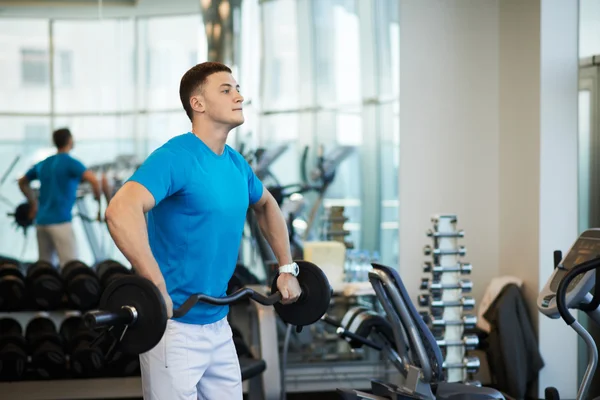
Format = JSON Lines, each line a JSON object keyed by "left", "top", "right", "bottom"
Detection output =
{"left": 371, "top": 251, "right": 380, "bottom": 263}
{"left": 344, "top": 250, "right": 355, "bottom": 282}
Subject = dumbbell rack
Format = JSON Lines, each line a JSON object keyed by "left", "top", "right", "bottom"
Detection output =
{"left": 418, "top": 214, "right": 480, "bottom": 384}
{"left": 0, "top": 258, "right": 142, "bottom": 399}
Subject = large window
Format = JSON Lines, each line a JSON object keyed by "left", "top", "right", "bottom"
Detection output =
{"left": 0, "top": 0, "right": 400, "bottom": 269}
{"left": 0, "top": 15, "right": 208, "bottom": 265}
{"left": 257, "top": 0, "right": 400, "bottom": 266}
{"left": 0, "top": 19, "right": 50, "bottom": 114}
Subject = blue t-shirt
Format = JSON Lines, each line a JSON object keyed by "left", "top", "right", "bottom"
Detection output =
{"left": 128, "top": 132, "right": 264, "bottom": 325}
{"left": 25, "top": 153, "right": 87, "bottom": 226}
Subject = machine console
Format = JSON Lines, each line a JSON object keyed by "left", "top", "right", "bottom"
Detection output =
{"left": 538, "top": 229, "right": 600, "bottom": 317}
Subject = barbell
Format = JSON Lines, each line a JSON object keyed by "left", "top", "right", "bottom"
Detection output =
{"left": 83, "top": 260, "right": 332, "bottom": 355}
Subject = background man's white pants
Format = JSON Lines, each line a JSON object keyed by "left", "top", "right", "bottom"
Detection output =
{"left": 140, "top": 317, "right": 242, "bottom": 400}
{"left": 36, "top": 222, "right": 77, "bottom": 267}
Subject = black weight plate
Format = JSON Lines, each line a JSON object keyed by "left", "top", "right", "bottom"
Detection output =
{"left": 270, "top": 261, "right": 332, "bottom": 327}
{"left": 96, "top": 260, "right": 131, "bottom": 288}
{"left": 0, "top": 318, "right": 22, "bottom": 336}
{"left": 67, "top": 274, "right": 101, "bottom": 310}
{"left": 30, "top": 274, "right": 64, "bottom": 310}
{"left": 99, "top": 275, "right": 167, "bottom": 355}
{"left": 62, "top": 260, "right": 89, "bottom": 282}
{"left": 0, "top": 341, "right": 27, "bottom": 381}
{"left": 0, "top": 275, "right": 26, "bottom": 311}
{"left": 0, "top": 262, "right": 24, "bottom": 279}
{"left": 27, "top": 260, "right": 57, "bottom": 281}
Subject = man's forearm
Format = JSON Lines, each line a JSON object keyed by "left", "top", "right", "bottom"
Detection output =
{"left": 254, "top": 199, "right": 293, "bottom": 266}
{"left": 105, "top": 200, "right": 165, "bottom": 288}
{"left": 18, "top": 180, "right": 37, "bottom": 206}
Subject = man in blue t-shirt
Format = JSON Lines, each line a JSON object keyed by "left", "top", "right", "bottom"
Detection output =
{"left": 105, "top": 62, "right": 302, "bottom": 400}
{"left": 18, "top": 128, "right": 101, "bottom": 268}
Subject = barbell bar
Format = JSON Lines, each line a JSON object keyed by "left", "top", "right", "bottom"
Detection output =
{"left": 83, "top": 260, "right": 332, "bottom": 356}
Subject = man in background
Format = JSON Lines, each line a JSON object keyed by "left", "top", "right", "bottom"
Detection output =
{"left": 18, "top": 127, "right": 101, "bottom": 267}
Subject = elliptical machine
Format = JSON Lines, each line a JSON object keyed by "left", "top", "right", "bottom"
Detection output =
{"left": 538, "top": 228, "right": 600, "bottom": 400}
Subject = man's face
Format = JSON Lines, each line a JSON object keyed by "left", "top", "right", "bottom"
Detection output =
{"left": 195, "top": 71, "right": 244, "bottom": 128}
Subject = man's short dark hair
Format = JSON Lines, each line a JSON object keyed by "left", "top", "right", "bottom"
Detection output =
{"left": 179, "top": 62, "right": 232, "bottom": 122}
{"left": 53, "top": 128, "right": 72, "bottom": 149}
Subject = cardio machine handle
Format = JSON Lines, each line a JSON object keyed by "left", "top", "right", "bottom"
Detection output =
{"left": 556, "top": 257, "right": 600, "bottom": 325}
{"left": 172, "top": 288, "right": 284, "bottom": 318}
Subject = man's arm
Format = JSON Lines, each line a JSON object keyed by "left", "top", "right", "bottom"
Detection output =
{"left": 17, "top": 175, "right": 37, "bottom": 207}
{"left": 251, "top": 186, "right": 301, "bottom": 304}
{"left": 105, "top": 181, "right": 165, "bottom": 290}
{"left": 251, "top": 187, "right": 293, "bottom": 267}
{"left": 82, "top": 170, "right": 102, "bottom": 201}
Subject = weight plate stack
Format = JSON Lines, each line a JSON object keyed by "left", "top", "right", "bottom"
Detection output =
{"left": 62, "top": 260, "right": 101, "bottom": 311}
{"left": 420, "top": 214, "right": 480, "bottom": 383}
{"left": 95, "top": 260, "right": 132, "bottom": 289}
{"left": 60, "top": 316, "right": 106, "bottom": 378}
{"left": 25, "top": 316, "right": 66, "bottom": 379}
{"left": 26, "top": 261, "right": 65, "bottom": 310}
{"left": 0, "top": 318, "right": 28, "bottom": 381}
{"left": 0, "top": 261, "right": 26, "bottom": 311}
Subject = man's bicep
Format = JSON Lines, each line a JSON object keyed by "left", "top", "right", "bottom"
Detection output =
{"left": 113, "top": 181, "right": 157, "bottom": 213}
{"left": 247, "top": 165, "right": 264, "bottom": 206}
{"left": 251, "top": 184, "right": 269, "bottom": 210}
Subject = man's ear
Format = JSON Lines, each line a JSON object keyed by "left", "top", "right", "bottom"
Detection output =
{"left": 190, "top": 94, "right": 205, "bottom": 113}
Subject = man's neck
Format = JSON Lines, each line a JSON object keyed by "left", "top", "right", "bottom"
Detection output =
{"left": 191, "top": 120, "right": 229, "bottom": 156}
{"left": 57, "top": 148, "right": 69, "bottom": 154}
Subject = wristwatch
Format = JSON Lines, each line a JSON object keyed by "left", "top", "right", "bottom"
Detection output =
{"left": 279, "top": 262, "right": 300, "bottom": 277}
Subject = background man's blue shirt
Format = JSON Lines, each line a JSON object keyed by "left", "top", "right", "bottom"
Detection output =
{"left": 128, "top": 132, "right": 264, "bottom": 325}
{"left": 25, "top": 153, "right": 86, "bottom": 225}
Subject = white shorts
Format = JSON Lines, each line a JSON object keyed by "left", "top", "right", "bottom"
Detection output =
{"left": 36, "top": 222, "right": 77, "bottom": 267}
{"left": 140, "top": 317, "right": 243, "bottom": 400}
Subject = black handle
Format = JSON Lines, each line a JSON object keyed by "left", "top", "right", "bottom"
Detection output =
{"left": 84, "top": 307, "right": 135, "bottom": 329}
{"left": 556, "top": 257, "right": 600, "bottom": 325}
{"left": 172, "top": 288, "right": 282, "bottom": 318}
{"left": 554, "top": 250, "right": 562, "bottom": 269}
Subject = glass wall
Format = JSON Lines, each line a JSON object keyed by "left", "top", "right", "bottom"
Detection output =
{"left": 0, "top": 0, "right": 400, "bottom": 269}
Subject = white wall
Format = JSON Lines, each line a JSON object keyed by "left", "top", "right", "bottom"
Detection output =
{"left": 399, "top": 0, "right": 500, "bottom": 319}
{"left": 537, "top": 0, "right": 579, "bottom": 395}
{"left": 400, "top": 0, "right": 579, "bottom": 398}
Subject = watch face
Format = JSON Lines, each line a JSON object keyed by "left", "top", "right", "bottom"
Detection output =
{"left": 294, "top": 264, "right": 299, "bottom": 274}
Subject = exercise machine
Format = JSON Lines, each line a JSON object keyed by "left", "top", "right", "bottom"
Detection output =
{"left": 333, "top": 262, "right": 504, "bottom": 399}
{"left": 538, "top": 228, "right": 600, "bottom": 400}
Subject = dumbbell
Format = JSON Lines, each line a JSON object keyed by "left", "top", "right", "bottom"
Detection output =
{"left": 62, "top": 260, "right": 101, "bottom": 311}
{"left": 0, "top": 318, "right": 28, "bottom": 381}
{"left": 0, "top": 261, "right": 26, "bottom": 311}
{"left": 423, "top": 245, "right": 466, "bottom": 257}
{"left": 95, "top": 260, "right": 132, "bottom": 289}
{"left": 431, "top": 214, "right": 457, "bottom": 225}
{"left": 25, "top": 316, "right": 66, "bottom": 379}
{"left": 420, "top": 278, "right": 473, "bottom": 294}
{"left": 103, "top": 348, "right": 140, "bottom": 377}
{"left": 436, "top": 334, "right": 479, "bottom": 350}
{"left": 426, "top": 229, "right": 464, "bottom": 238}
{"left": 419, "top": 311, "right": 432, "bottom": 325}
{"left": 431, "top": 315, "right": 477, "bottom": 329}
{"left": 418, "top": 295, "right": 475, "bottom": 310}
{"left": 26, "top": 261, "right": 64, "bottom": 310}
{"left": 60, "top": 316, "right": 105, "bottom": 378}
{"left": 443, "top": 356, "right": 480, "bottom": 374}
{"left": 423, "top": 262, "right": 472, "bottom": 276}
